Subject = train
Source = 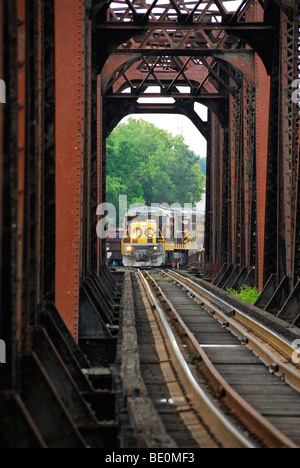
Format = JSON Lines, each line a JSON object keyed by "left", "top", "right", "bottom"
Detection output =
{"left": 120, "top": 205, "right": 205, "bottom": 268}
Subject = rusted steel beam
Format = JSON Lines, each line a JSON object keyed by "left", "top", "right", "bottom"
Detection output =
{"left": 210, "top": 113, "right": 222, "bottom": 267}
{"left": 107, "top": 93, "right": 225, "bottom": 99}
{"left": 242, "top": 83, "right": 252, "bottom": 270}
{"left": 293, "top": 124, "right": 300, "bottom": 285}
{"left": 229, "top": 92, "right": 236, "bottom": 266}
{"left": 272, "top": 0, "right": 295, "bottom": 17}
{"left": 221, "top": 123, "right": 230, "bottom": 264}
{"left": 113, "top": 49, "right": 255, "bottom": 56}
{"left": 102, "top": 56, "right": 216, "bottom": 96}
{"left": 55, "top": 0, "right": 85, "bottom": 340}
{"left": 97, "top": 74, "right": 105, "bottom": 269}
{"left": 16, "top": 0, "right": 26, "bottom": 357}
{"left": 255, "top": 55, "right": 270, "bottom": 290}
{"left": 263, "top": 6, "right": 281, "bottom": 286}
{"left": 97, "top": 22, "right": 273, "bottom": 31}
{"left": 232, "top": 87, "right": 242, "bottom": 267}
{"left": 280, "top": 14, "right": 293, "bottom": 285}
{"left": 281, "top": 11, "right": 299, "bottom": 288}
{"left": 84, "top": 9, "right": 93, "bottom": 278}
{"left": 35, "top": 0, "right": 44, "bottom": 311}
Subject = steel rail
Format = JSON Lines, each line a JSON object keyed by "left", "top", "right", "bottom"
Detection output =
{"left": 144, "top": 269, "right": 298, "bottom": 448}
{"left": 138, "top": 270, "right": 255, "bottom": 448}
{"left": 165, "top": 270, "right": 300, "bottom": 392}
{"left": 120, "top": 271, "right": 177, "bottom": 448}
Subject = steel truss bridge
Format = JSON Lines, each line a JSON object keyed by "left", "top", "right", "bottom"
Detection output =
{"left": 1, "top": 0, "right": 300, "bottom": 448}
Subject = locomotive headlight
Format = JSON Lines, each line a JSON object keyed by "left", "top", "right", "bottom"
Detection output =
{"left": 153, "top": 246, "right": 158, "bottom": 251}
{"left": 146, "top": 228, "right": 154, "bottom": 238}
{"left": 126, "top": 246, "right": 133, "bottom": 252}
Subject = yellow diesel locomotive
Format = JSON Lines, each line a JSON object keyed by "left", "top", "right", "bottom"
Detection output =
{"left": 121, "top": 205, "right": 204, "bottom": 268}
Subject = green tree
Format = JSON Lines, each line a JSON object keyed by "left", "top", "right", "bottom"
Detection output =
{"left": 106, "top": 118, "right": 205, "bottom": 213}
{"left": 198, "top": 157, "right": 207, "bottom": 177}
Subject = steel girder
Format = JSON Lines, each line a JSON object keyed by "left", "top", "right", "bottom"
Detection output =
{"left": 55, "top": 0, "right": 86, "bottom": 339}
{"left": 264, "top": 2, "right": 300, "bottom": 294}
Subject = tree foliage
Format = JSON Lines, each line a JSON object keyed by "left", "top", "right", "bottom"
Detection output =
{"left": 198, "top": 157, "right": 207, "bottom": 177}
{"left": 106, "top": 118, "right": 205, "bottom": 209}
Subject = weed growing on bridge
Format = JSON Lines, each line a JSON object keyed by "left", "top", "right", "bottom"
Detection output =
{"left": 227, "top": 285, "right": 260, "bottom": 305}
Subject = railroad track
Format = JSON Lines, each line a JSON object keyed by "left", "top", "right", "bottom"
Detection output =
{"left": 144, "top": 269, "right": 300, "bottom": 448}
{"left": 119, "top": 268, "right": 300, "bottom": 448}
{"left": 165, "top": 269, "right": 300, "bottom": 392}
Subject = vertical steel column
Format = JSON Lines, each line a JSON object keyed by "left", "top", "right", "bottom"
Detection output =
{"left": 204, "top": 110, "right": 212, "bottom": 264}
{"left": 210, "top": 113, "right": 218, "bottom": 265}
{"left": 35, "top": 0, "right": 44, "bottom": 311}
{"left": 243, "top": 83, "right": 250, "bottom": 268}
{"left": 42, "top": 0, "right": 56, "bottom": 306}
{"left": 55, "top": 0, "right": 85, "bottom": 340}
{"left": 208, "top": 97, "right": 233, "bottom": 271}
{"left": 280, "top": 8, "right": 300, "bottom": 288}
{"left": 82, "top": 2, "right": 92, "bottom": 278}
{"left": 23, "top": 0, "right": 36, "bottom": 327}
{"left": 264, "top": 5, "right": 281, "bottom": 285}
{"left": 280, "top": 12, "right": 293, "bottom": 285}
{"left": 221, "top": 124, "right": 229, "bottom": 265}
{"left": 220, "top": 124, "right": 229, "bottom": 266}
{"left": 233, "top": 87, "right": 242, "bottom": 266}
{"left": 0, "top": 0, "right": 17, "bottom": 390}
{"left": 294, "top": 124, "right": 300, "bottom": 283}
{"left": 97, "top": 75, "right": 103, "bottom": 273}
{"left": 237, "top": 85, "right": 245, "bottom": 268}
{"left": 16, "top": 0, "right": 26, "bottom": 354}
{"left": 243, "top": 83, "right": 256, "bottom": 271}
{"left": 255, "top": 55, "right": 270, "bottom": 289}
{"left": 90, "top": 18, "right": 98, "bottom": 274}
{"left": 293, "top": 2, "right": 300, "bottom": 284}
{"left": 229, "top": 91, "right": 236, "bottom": 266}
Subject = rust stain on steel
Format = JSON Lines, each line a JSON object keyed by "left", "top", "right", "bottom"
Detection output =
{"left": 55, "top": 0, "right": 85, "bottom": 341}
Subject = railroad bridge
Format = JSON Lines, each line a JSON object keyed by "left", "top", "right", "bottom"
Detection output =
{"left": 1, "top": 0, "right": 300, "bottom": 449}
